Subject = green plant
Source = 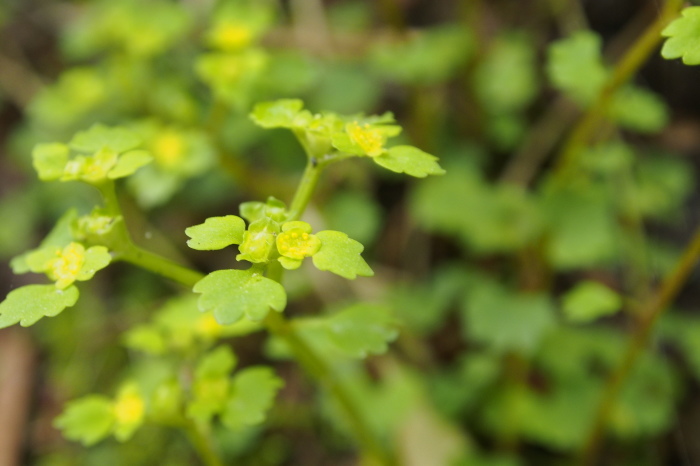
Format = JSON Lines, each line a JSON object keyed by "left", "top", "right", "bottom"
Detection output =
{"left": 4, "top": 1, "right": 700, "bottom": 465}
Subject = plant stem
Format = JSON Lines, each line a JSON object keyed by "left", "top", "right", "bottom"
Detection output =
{"left": 263, "top": 311, "right": 392, "bottom": 465}
{"left": 554, "top": 0, "right": 683, "bottom": 178}
{"left": 183, "top": 421, "right": 225, "bottom": 466}
{"left": 120, "top": 245, "right": 204, "bottom": 287}
{"left": 287, "top": 159, "right": 323, "bottom": 221}
{"left": 580, "top": 226, "right": 700, "bottom": 465}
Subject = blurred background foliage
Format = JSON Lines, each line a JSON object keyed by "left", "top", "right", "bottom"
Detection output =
{"left": 1, "top": 0, "right": 700, "bottom": 465}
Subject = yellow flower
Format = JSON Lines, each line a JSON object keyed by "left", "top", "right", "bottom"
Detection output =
{"left": 209, "top": 23, "right": 252, "bottom": 51}
{"left": 346, "top": 121, "right": 387, "bottom": 157}
{"left": 152, "top": 130, "right": 186, "bottom": 169}
{"left": 47, "top": 243, "right": 86, "bottom": 289}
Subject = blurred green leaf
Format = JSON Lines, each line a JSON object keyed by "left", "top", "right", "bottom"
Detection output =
{"left": 547, "top": 31, "right": 607, "bottom": 105}
{"left": 107, "top": 149, "right": 152, "bottom": 179}
{"left": 610, "top": 86, "right": 668, "bottom": 133}
{"left": 222, "top": 367, "right": 283, "bottom": 430}
{"left": 33, "top": 143, "right": 70, "bottom": 181}
{"left": 70, "top": 124, "right": 141, "bottom": 154}
{"left": 250, "top": 99, "right": 306, "bottom": 129}
{"left": 462, "top": 282, "right": 555, "bottom": 354}
{"left": 562, "top": 281, "right": 622, "bottom": 322}
{"left": 54, "top": 396, "right": 115, "bottom": 446}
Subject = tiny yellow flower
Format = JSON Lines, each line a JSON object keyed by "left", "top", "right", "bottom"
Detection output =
{"left": 47, "top": 243, "right": 86, "bottom": 289}
{"left": 346, "top": 121, "right": 386, "bottom": 157}
{"left": 195, "top": 314, "right": 222, "bottom": 339}
{"left": 152, "top": 130, "right": 186, "bottom": 169}
{"left": 277, "top": 229, "right": 321, "bottom": 260}
{"left": 113, "top": 390, "right": 145, "bottom": 426}
{"left": 210, "top": 23, "right": 252, "bottom": 51}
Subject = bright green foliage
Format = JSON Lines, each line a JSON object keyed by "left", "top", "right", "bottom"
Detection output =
{"left": 54, "top": 396, "right": 115, "bottom": 446}
{"left": 370, "top": 26, "right": 473, "bottom": 85}
{"left": 562, "top": 281, "right": 622, "bottom": 322}
{"left": 195, "top": 49, "right": 268, "bottom": 108}
{"left": 240, "top": 197, "right": 287, "bottom": 223}
{"left": 312, "top": 230, "right": 374, "bottom": 279}
{"left": 547, "top": 31, "right": 608, "bottom": 105}
{"left": 222, "top": 367, "right": 284, "bottom": 430}
{"left": 236, "top": 217, "right": 280, "bottom": 263}
{"left": 26, "top": 242, "right": 111, "bottom": 289}
{"left": 294, "top": 304, "right": 398, "bottom": 358}
{"left": 193, "top": 269, "right": 287, "bottom": 324}
{"left": 462, "top": 281, "right": 555, "bottom": 354}
{"left": 61, "top": 0, "right": 192, "bottom": 58}
{"left": 124, "top": 295, "right": 261, "bottom": 354}
{"left": 204, "top": 0, "right": 275, "bottom": 52}
{"left": 32, "top": 124, "right": 152, "bottom": 184}
{"left": 250, "top": 99, "right": 445, "bottom": 177}
{"left": 55, "top": 382, "right": 146, "bottom": 445}
{"left": 374, "top": 146, "right": 446, "bottom": 178}
{"left": 70, "top": 124, "right": 141, "bottom": 153}
{"left": 661, "top": 7, "right": 700, "bottom": 65}
{"left": 0, "top": 284, "right": 79, "bottom": 328}
{"left": 186, "top": 216, "right": 246, "bottom": 250}
{"left": 249, "top": 99, "right": 307, "bottom": 128}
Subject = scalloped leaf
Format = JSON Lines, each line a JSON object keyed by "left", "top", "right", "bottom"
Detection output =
{"left": 661, "top": 7, "right": 700, "bottom": 65}
{"left": 193, "top": 270, "right": 287, "bottom": 324}
{"left": 312, "top": 230, "right": 373, "bottom": 279}
{"left": 32, "top": 143, "right": 69, "bottom": 181}
{"left": 562, "top": 281, "right": 622, "bottom": 323}
{"left": 70, "top": 124, "right": 141, "bottom": 153}
{"left": 186, "top": 215, "right": 246, "bottom": 250}
{"left": 78, "top": 246, "right": 112, "bottom": 281}
{"left": 250, "top": 99, "right": 305, "bottom": 128}
{"left": 374, "top": 146, "right": 445, "bottom": 178}
{"left": 222, "top": 366, "right": 283, "bottom": 430}
{"left": 54, "top": 395, "right": 115, "bottom": 446}
{"left": 0, "top": 285, "right": 79, "bottom": 328}
{"left": 107, "top": 149, "right": 153, "bottom": 179}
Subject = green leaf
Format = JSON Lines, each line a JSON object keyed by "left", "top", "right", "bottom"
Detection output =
{"left": 315, "top": 303, "right": 398, "bottom": 358}
{"left": 0, "top": 285, "right": 79, "bottom": 328}
{"left": 562, "top": 281, "right": 622, "bottom": 323}
{"left": 70, "top": 124, "right": 141, "bottom": 153}
{"left": 462, "top": 281, "right": 555, "bottom": 354}
{"left": 186, "top": 215, "right": 246, "bottom": 250}
{"left": 107, "top": 149, "right": 153, "bottom": 179}
{"left": 11, "top": 209, "right": 78, "bottom": 274}
{"left": 374, "top": 146, "right": 445, "bottom": 178}
{"left": 54, "top": 396, "right": 115, "bottom": 446}
{"left": 78, "top": 246, "right": 112, "bottom": 281}
{"left": 122, "top": 325, "right": 167, "bottom": 355}
{"left": 222, "top": 366, "right": 283, "bottom": 430}
{"left": 193, "top": 270, "right": 287, "bottom": 324}
{"left": 249, "top": 99, "right": 305, "bottom": 128}
{"left": 32, "top": 143, "right": 69, "bottom": 181}
{"left": 195, "top": 346, "right": 237, "bottom": 379}
{"left": 312, "top": 230, "right": 373, "bottom": 279}
{"left": 661, "top": 7, "right": 700, "bottom": 65}
{"left": 609, "top": 86, "right": 668, "bottom": 133}
{"left": 547, "top": 30, "right": 607, "bottom": 105}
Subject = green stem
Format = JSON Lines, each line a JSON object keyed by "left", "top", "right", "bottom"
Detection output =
{"left": 263, "top": 311, "right": 392, "bottom": 465}
{"left": 287, "top": 159, "right": 323, "bottom": 221}
{"left": 554, "top": 0, "right": 682, "bottom": 178}
{"left": 120, "top": 244, "right": 204, "bottom": 287}
{"left": 183, "top": 421, "right": 225, "bottom": 466}
{"left": 579, "top": 226, "right": 700, "bottom": 465}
